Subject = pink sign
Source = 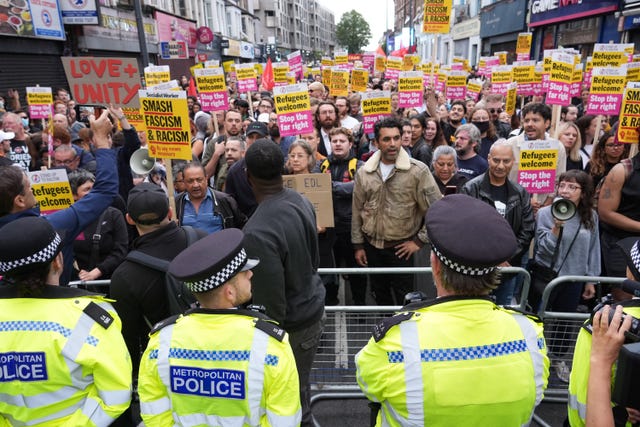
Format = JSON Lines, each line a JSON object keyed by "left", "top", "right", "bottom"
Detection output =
{"left": 546, "top": 81, "right": 571, "bottom": 105}
{"left": 398, "top": 91, "right": 422, "bottom": 108}
{"left": 277, "top": 111, "right": 313, "bottom": 136}
{"left": 518, "top": 170, "right": 556, "bottom": 193}
{"left": 237, "top": 78, "right": 258, "bottom": 93}
{"left": 491, "top": 82, "right": 510, "bottom": 96}
{"left": 385, "top": 68, "right": 400, "bottom": 81}
{"left": 29, "top": 104, "right": 52, "bottom": 120}
{"left": 517, "top": 83, "right": 535, "bottom": 97}
{"left": 516, "top": 53, "right": 530, "bottom": 61}
{"left": 200, "top": 92, "right": 228, "bottom": 112}
{"left": 287, "top": 51, "right": 304, "bottom": 81}
{"left": 362, "top": 54, "right": 375, "bottom": 72}
{"left": 446, "top": 86, "right": 467, "bottom": 100}
{"left": 363, "top": 114, "right": 390, "bottom": 134}
{"left": 155, "top": 11, "right": 197, "bottom": 51}
{"left": 586, "top": 93, "right": 622, "bottom": 115}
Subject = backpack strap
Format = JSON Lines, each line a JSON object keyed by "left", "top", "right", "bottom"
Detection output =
{"left": 126, "top": 250, "right": 170, "bottom": 272}
{"left": 89, "top": 209, "right": 109, "bottom": 270}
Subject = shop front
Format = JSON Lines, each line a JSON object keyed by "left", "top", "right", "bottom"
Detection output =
{"left": 480, "top": 0, "right": 527, "bottom": 62}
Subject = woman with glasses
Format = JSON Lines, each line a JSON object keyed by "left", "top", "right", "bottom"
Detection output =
{"left": 531, "top": 169, "right": 600, "bottom": 381}
{"left": 69, "top": 170, "right": 128, "bottom": 284}
{"left": 585, "top": 131, "right": 630, "bottom": 186}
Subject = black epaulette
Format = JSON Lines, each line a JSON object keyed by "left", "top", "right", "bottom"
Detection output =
{"left": 372, "top": 312, "right": 414, "bottom": 342}
{"left": 150, "top": 314, "right": 181, "bottom": 335}
{"left": 501, "top": 305, "right": 543, "bottom": 323}
{"left": 254, "top": 319, "right": 286, "bottom": 342}
{"left": 83, "top": 301, "right": 114, "bottom": 329}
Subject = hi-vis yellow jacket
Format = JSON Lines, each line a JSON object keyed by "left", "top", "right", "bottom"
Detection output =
{"left": 0, "top": 285, "right": 132, "bottom": 426}
{"left": 138, "top": 308, "right": 301, "bottom": 427}
{"left": 355, "top": 297, "right": 549, "bottom": 427}
{"left": 568, "top": 301, "right": 640, "bottom": 427}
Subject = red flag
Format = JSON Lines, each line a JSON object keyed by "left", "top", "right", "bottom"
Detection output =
{"left": 187, "top": 77, "right": 198, "bottom": 97}
{"left": 376, "top": 46, "right": 386, "bottom": 57}
{"left": 262, "top": 57, "right": 274, "bottom": 91}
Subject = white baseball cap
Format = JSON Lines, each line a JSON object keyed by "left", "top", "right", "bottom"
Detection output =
{"left": 0, "top": 130, "right": 15, "bottom": 141}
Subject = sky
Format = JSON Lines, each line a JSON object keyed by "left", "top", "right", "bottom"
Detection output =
{"left": 318, "top": 0, "right": 395, "bottom": 51}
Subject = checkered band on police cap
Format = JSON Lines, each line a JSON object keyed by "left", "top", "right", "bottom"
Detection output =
{"left": 0, "top": 221, "right": 62, "bottom": 274}
{"left": 631, "top": 241, "right": 640, "bottom": 279}
{"left": 431, "top": 243, "right": 496, "bottom": 276}
{"left": 185, "top": 248, "right": 248, "bottom": 293}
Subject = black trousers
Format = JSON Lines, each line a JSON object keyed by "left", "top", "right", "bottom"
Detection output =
{"left": 364, "top": 241, "right": 414, "bottom": 305}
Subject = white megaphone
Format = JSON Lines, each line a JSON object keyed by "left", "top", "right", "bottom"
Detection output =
{"left": 129, "top": 148, "right": 156, "bottom": 175}
{"left": 551, "top": 197, "right": 576, "bottom": 221}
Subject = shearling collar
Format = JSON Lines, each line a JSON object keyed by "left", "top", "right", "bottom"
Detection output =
{"left": 363, "top": 146, "right": 411, "bottom": 173}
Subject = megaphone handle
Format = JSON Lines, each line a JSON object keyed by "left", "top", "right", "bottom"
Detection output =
{"left": 165, "top": 158, "right": 178, "bottom": 223}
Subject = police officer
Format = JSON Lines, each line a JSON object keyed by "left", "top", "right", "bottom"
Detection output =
{"left": 137, "top": 228, "right": 301, "bottom": 426}
{"left": 568, "top": 238, "right": 640, "bottom": 427}
{"left": 355, "top": 194, "right": 549, "bottom": 426}
{"left": 0, "top": 216, "right": 132, "bottom": 425}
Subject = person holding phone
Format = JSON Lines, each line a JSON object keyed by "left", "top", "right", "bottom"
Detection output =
{"left": 431, "top": 145, "right": 468, "bottom": 195}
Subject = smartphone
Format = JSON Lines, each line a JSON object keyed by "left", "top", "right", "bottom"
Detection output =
{"left": 77, "top": 104, "right": 106, "bottom": 118}
{"left": 444, "top": 186, "right": 458, "bottom": 195}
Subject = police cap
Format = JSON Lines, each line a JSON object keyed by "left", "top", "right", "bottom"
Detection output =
{"left": 169, "top": 228, "right": 259, "bottom": 293}
{"left": 426, "top": 194, "right": 517, "bottom": 276}
{"left": 0, "top": 216, "right": 62, "bottom": 274}
{"left": 617, "top": 237, "right": 640, "bottom": 281}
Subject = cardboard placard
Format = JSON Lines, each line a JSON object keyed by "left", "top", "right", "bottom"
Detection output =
{"left": 283, "top": 173, "right": 334, "bottom": 228}
{"left": 61, "top": 57, "right": 142, "bottom": 108}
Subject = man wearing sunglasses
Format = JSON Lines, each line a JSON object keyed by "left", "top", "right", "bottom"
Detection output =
{"left": 484, "top": 93, "right": 512, "bottom": 138}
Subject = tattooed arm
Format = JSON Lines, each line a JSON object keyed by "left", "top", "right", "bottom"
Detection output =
{"left": 598, "top": 162, "right": 640, "bottom": 232}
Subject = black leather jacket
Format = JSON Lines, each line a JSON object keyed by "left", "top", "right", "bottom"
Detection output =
{"left": 461, "top": 173, "right": 535, "bottom": 264}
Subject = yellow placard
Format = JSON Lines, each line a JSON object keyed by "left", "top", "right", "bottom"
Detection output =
{"left": 335, "top": 52, "right": 348, "bottom": 65}
{"left": 618, "top": 84, "right": 640, "bottom": 143}
{"left": 322, "top": 68, "right": 332, "bottom": 87}
{"left": 195, "top": 70, "right": 227, "bottom": 92}
{"left": 189, "top": 63, "right": 203, "bottom": 77}
{"left": 321, "top": 57, "right": 334, "bottom": 67}
{"left": 287, "top": 72, "right": 296, "bottom": 85}
{"left": 512, "top": 63, "right": 534, "bottom": 83}
{"left": 222, "top": 60, "right": 235, "bottom": 73}
{"left": 26, "top": 90, "right": 53, "bottom": 105}
{"left": 375, "top": 56, "right": 387, "bottom": 73}
{"left": 254, "top": 63, "right": 263, "bottom": 75}
{"left": 572, "top": 65, "right": 583, "bottom": 84}
{"left": 27, "top": 169, "right": 74, "bottom": 215}
{"left": 145, "top": 71, "right": 170, "bottom": 88}
{"left": 592, "top": 44, "right": 633, "bottom": 68}
{"left": 467, "top": 80, "right": 482, "bottom": 94}
{"left": 496, "top": 52, "right": 508, "bottom": 65}
{"left": 402, "top": 55, "right": 417, "bottom": 71}
{"left": 140, "top": 91, "right": 192, "bottom": 161}
{"left": 626, "top": 63, "right": 640, "bottom": 83}
{"left": 351, "top": 69, "right": 369, "bottom": 92}
{"left": 519, "top": 149, "right": 558, "bottom": 170}
{"left": 446, "top": 73, "right": 466, "bottom": 88}
{"left": 505, "top": 83, "right": 517, "bottom": 115}
{"left": 550, "top": 55, "right": 574, "bottom": 84}
{"left": 516, "top": 33, "right": 532, "bottom": 55}
{"left": 361, "top": 93, "right": 391, "bottom": 115}
{"left": 399, "top": 73, "right": 423, "bottom": 92}
{"left": 590, "top": 69, "right": 626, "bottom": 95}
{"left": 386, "top": 57, "right": 402, "bottom": 71}
{"left": 492, "top": 68, "right": 513, "bottom": 83}
{"left": 330, "top": 69, "right": 350, "bottom": 97}
{"left": 273, "top": 63, "right": 290, "bottom": 83}
{"left": 122, "top": 107, "right": 146, "bottom": 132}
{"left": 423, "top": 0, "right": 452, "bottom": 34}
{"left": 274, "top": 90, "right": 311, "bottom": 114}
{"left": 236, "top": 66, "right": 256, "bottom": 80}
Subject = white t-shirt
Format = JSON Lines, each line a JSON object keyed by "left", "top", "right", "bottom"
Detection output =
{"left": 379, "top": 162, "right": 395, "bottom": 182}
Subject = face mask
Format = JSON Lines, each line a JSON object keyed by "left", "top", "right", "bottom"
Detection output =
{"left": 472, "top": 121, "right": 490, "bottom": 134}
{"left": 21, "top": 118, "right": 28, "bottom": 127}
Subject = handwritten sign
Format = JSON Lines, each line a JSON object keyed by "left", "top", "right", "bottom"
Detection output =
{"left": 194, "top": 67, "right": 228, "bottom": 112}
{"left": 61, "top": 57, "right": 142, "bottom": 108}
{"left": 273, "top": 83, "right": 313, "bottom": 137}
{"left": 27, "top": 169, "right": 74, "bottom": 215}
{"left": 139, "top": 90, "right": 191, "bottom": 160}
{"left": 283, "top": 173, "right": 334, "bottom": 228}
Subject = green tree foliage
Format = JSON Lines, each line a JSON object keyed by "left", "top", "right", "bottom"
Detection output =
{"left": 335, "top": 10, "right": 372, "bottom": 54}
